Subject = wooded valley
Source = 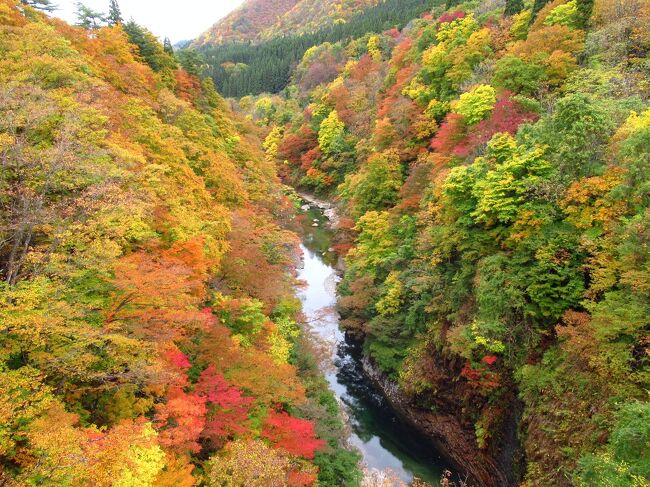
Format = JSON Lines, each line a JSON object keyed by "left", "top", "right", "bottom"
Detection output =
{"left": 1, "top": 0, "right": 649, "bottom": 485}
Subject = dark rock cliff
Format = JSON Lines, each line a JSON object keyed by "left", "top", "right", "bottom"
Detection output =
{"left": 361, "top": 356, "right": 521, "bottom": 487}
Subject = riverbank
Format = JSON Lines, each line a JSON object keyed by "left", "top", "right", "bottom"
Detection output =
{"left": 296, "top": 191, "right": 341, "bottom": 229}
{"left": 296, "top": 195, "right": 517, "bottom": 487}
{"left": 362, "top": 357, "right": 514, "bottom": 487}
{"left": 295, "top": 198, "right": 447, "bottom": 485}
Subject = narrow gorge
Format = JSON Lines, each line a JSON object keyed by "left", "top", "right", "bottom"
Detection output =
{"left": 294, "top": 196, "right": 517, "bottom": 487}
{"left": 1, "top": 0, "right": 648, "bottom": 486}
{"left": 295, "top": 198, "right": 449, "bottom": 485}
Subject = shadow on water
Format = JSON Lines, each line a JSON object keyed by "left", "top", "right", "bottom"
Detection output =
{"left": 296, "top": 200, "right": 447, "bottom": 486}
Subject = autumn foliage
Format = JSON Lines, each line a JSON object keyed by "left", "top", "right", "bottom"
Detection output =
{"left": 262, "top": 411, "right": 326, "bottom": 459}
{"left": 0, "top": 2, "right": 325, "bottom": 485}
{"left": 255, "top": 0, "right": 650, "bottom": 485}
{"left": 4, "top": 0, "right": 650, "bottom": 485}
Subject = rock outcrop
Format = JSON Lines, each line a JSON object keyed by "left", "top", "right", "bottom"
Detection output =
{"left": 362, "top": 357, "right": 519, "bottom": 487}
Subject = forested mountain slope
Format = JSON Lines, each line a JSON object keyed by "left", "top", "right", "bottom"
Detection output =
{"left": 2, "top": 0, "right": 649, "bottom": 484}
{"left": 244, "top": 0, "right": 650, "bottom": 484}
{"left": 192, "top": 0, "right": 300, "bottom": 45}
{"left": 198, "top": 0, "right": 438, "bottom": 97}
{"left": 192, "top": 0, "right": 381, "bottom": 46}
{"left": 0, "top": 1, "right": 358, "bottom": 485}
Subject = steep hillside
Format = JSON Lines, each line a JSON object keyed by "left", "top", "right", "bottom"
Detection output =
{"left": 193, "top": 0, "right": 300, "bottom": 46}
{"left": 3, "top": 0, "right": 649, "bottom": 485}
{"left": 267, "top": 0, "right": 380, "bottom": 38}
{"left": 0, "top": 1, "right": 359, "bottom": 485}
{"left": 197, "top": 0, "right": 439, "bottom": 97}
{"left": 193, "top": 0, "right": 380, "bottom": 47}
{"left": 247, "top": 0, "right": 650, "bottom": 485}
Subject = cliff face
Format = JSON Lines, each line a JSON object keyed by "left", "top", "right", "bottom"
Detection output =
{"left": 362, "top": 357, "right": 522, "bottom": 487}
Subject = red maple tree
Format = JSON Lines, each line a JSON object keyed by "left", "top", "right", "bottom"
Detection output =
{"left": 196, "top": 365, "right": 253, "bottom": 447}
{"left": 438, "top": 11, "right": 466, "bottom": 24}
{"left": 155, "top": 387, "right": 207, "bottom": 453}
{"left": 261, "top": 411, "right": 325, "bottom": 459}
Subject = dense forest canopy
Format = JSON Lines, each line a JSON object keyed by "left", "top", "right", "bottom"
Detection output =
{"left": 0, "top": 0, "right": 359, "bottom": 485}
{"left": 1, "top": 0, "right": 650, "bottom": 485}
{"left": 245, "top": 0, "right": 650, "bottom": 485}
{"left": 192, "top": 0, "right": 382, "bottom": 46}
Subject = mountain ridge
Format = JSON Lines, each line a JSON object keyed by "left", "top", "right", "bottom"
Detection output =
{"left": 192, "top": 0, "right": 381, "bottom": 47}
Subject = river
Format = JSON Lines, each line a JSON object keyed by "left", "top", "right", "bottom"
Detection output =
{"left": 296, "top": 200, "right": 446, "bottom": 486}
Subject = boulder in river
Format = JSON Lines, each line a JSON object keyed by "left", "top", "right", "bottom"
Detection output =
{"left": 298, "top": 192, "right": 341, "bottom": 228}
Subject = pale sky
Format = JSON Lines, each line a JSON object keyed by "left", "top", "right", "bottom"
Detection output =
{"left": 51, "top": 0, "right": 245, "bottom": 42}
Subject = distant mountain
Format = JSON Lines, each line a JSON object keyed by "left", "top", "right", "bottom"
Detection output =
{"left": 195, "top": 0, "right": 436, "bottom": 97}
{"left": 174, "top": 39, "right": 192, "bottom": 49}
{"left": 193, "top": 0, "right": 380, "bottom": 47}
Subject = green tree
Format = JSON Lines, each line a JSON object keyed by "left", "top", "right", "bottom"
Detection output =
{"left": 254, "top": 97, "right": 276, "bottom": 125}
{"left": 340, "top": 150, "right": 403, "bottom": 216}
{"left": 20, "top": 0, "right": 56, "bottom": 12}
{"left": 163, "top": 37, "right": 174, "bottom": 56}
{"left": 347, "top": 211, "right": 396, "bottom": 274}
{"left": 492, "top": 55, "right": 546, "bottom": 95}
{"left": 107, "top": 0, "right": 122, "bottom": 25}
{"left": 535, "top": 93, "right": 614, "bottom": 179}
{"left": 544, "top": 0, "right": 579, "bottom": 28}
{"left": 75, "top": 2, "right": 106, "bottom": 30}
{"left": 575, "top": 0, "right": 594, "bottom": 28}
{"left": 531, "top": 0, "right": 551, "bottom": 19}
{"left": 177, "top": 49, "right": 204, "bottom": 77}
{"left": 504, "top": 0, "right": 524, "bottom": 16}
{"left": 318, "top": 110, "right": 346, "bottom": 156}
{"left": 453, "top": 84, "right": 497, "bottom": 125}
{"left": 577, "top": 402, "right": 650, "bottom": 486}
{"left": 123, "top": 21, "right": 177, "bottom": 73}
{"left": 472, "top": 144, "right": 552, "bottom": 227}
